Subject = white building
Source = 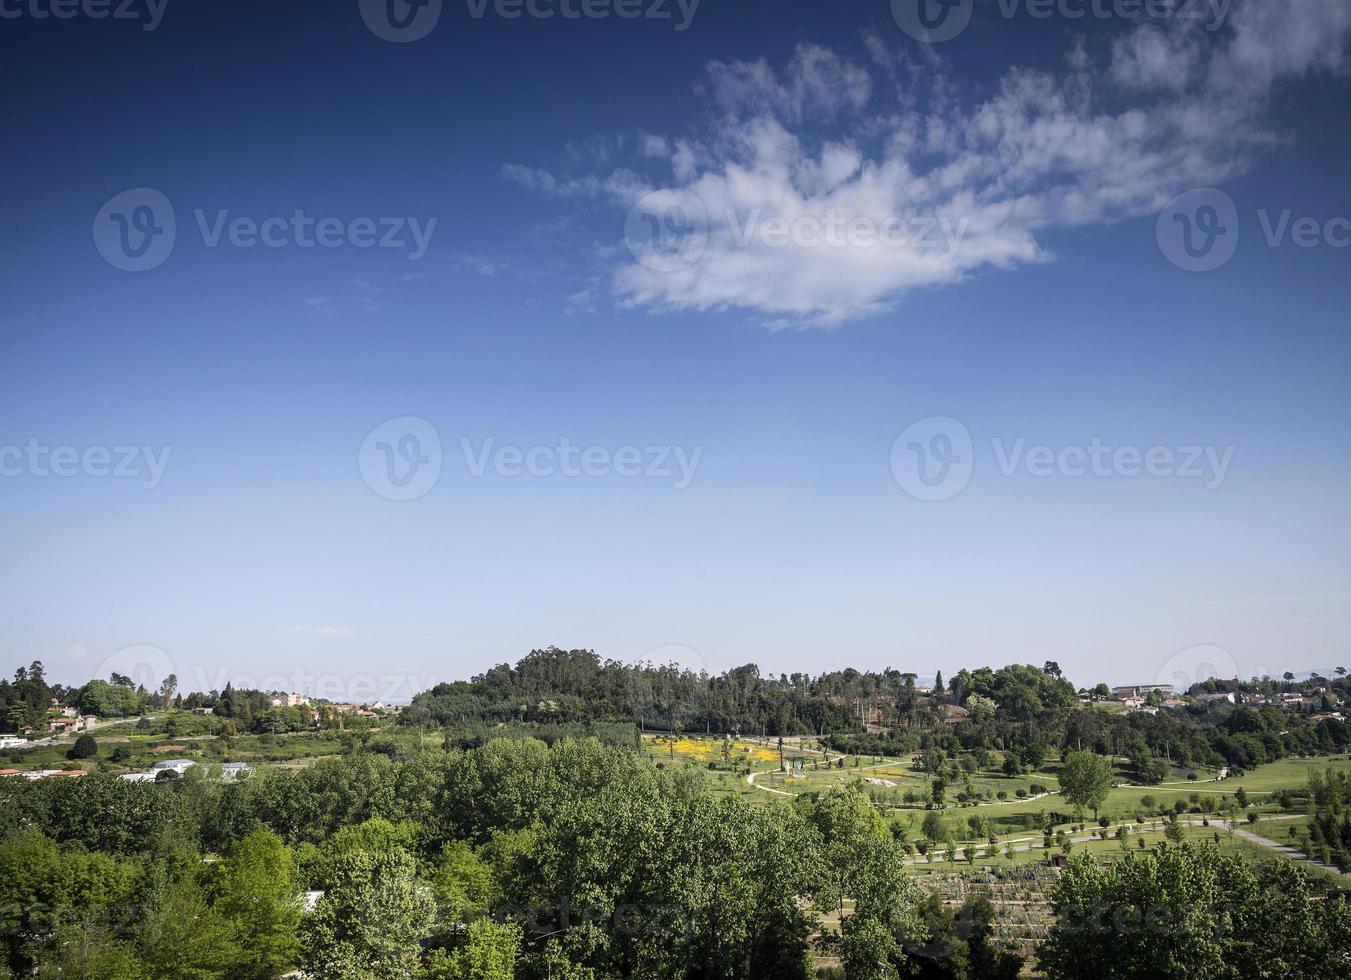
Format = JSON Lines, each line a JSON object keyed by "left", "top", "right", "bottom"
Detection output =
{"left": 1112, "top": 684, "right": 1175, "bottom": 699}
{"left": 152, "top": 759, "right": 196, "bottom": 775}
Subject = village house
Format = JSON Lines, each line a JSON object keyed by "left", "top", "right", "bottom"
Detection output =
{"left": 270, "top": 692, "right": 310, "bottom": 708}
{"left": 152, "top": 759, "right": 196, "bottom": 775}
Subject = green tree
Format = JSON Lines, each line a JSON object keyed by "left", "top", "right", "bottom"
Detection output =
{"left": 427, "top": 920, "right": 520, "bottom": 980}
{"left": 68, "top": 734, "right": 99, "bottom": 759}
{"left": 136, "top": 875, "right": 242, "bottom": 980}
{"left": 210, "top": 830, "right": 301, "bottom": 979}
{"left": 298, "top": 849, "right": 436, "bottom": 980}
{"left": 1059, "top": 751, "right": 1114, "bottom": 820}
{"left": 1041, "top": 844, "right": 1351, "bottom": 979}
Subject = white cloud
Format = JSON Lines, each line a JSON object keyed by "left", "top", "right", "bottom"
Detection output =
{"left": 507, "top": 4, "right": 1351, "bottom": 327}
{"left": 288, "top": 625, "right": 353, "bottom": 638}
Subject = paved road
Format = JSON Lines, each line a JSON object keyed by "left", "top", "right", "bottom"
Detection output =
{"left": 27, "top": 715, "right": 147, "bottom": 746}
{"left": 1231, "top": 825, "right": 1351, "bottom": 882}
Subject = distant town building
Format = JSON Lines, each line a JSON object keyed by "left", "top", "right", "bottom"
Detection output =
{"left": 1111, "top": 684, "right": 1175, "bottom": 699}
{"left": 152, "top": 759, "right": 196, "bottom": 775}
{"left": 271, "top": 693, "right": 310, "bottom": 708}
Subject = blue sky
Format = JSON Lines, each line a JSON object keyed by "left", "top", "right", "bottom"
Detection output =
{"left": 1, "top": 0, "right": 1349, "bottom": 697}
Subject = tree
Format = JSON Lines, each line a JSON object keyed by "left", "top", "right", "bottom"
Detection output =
{"left": 1041, "top": 844, "right": 1351, "bottom": 979}
{"left": 922, "top": 810, "right": 946, "bottom": 844}
{"left": 158, "top": 674, "right": 178, "bottom": 708}
{"left": 136, "top": 875, "right": 242, "bottom": 980}
{"left": 299, "top": 849, "right": 435, "bottom": 980}
{"left": 841, "top": 913, "right": 903, "bottom": 980}
{"left": 210, "top": 830, "right": 301, "bottom": 979}
{"left": 427, "top": 920, "right": 520, "bottom": 980}
{"left": 1059, "top": 751, "right": 1113, "bottom": 820}
{"left": 68, "top": 734, "right": 98, "bottom": 759}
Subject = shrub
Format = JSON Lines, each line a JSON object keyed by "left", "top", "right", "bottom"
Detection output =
{"left": 67, "top": 734, "right": 98, "bottom": 759}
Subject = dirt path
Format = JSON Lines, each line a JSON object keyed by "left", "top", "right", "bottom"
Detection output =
{"left": 908, "top": 814, "right": 1310, "bottom": 865}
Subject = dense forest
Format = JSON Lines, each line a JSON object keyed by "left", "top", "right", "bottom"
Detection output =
{"left": 408, "top": 648, "right": 1350, "bottom": 778}
{"left": 3, "top": 652, "right": 1350, "bottom": 978}
{"left": 3, "top": 738, "right": 1349, "bottom": 979}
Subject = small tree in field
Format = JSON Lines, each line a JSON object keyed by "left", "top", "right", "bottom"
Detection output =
{"left": 1060, "top": 751, "right": 1114, "bottom": 820}
{"left": 68, "top": 734, "right": 98, "bottom": 759}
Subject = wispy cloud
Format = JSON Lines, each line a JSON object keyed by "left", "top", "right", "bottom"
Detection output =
{"left": 288, "top": 625, "right": 353, "bottom": 638}
{"left": 507, "top": 2, "right": 1351, "bottom": 328}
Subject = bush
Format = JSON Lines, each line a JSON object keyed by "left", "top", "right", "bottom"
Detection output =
{"left": 67, "top": 734, "right": 98, "bottom": 759}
